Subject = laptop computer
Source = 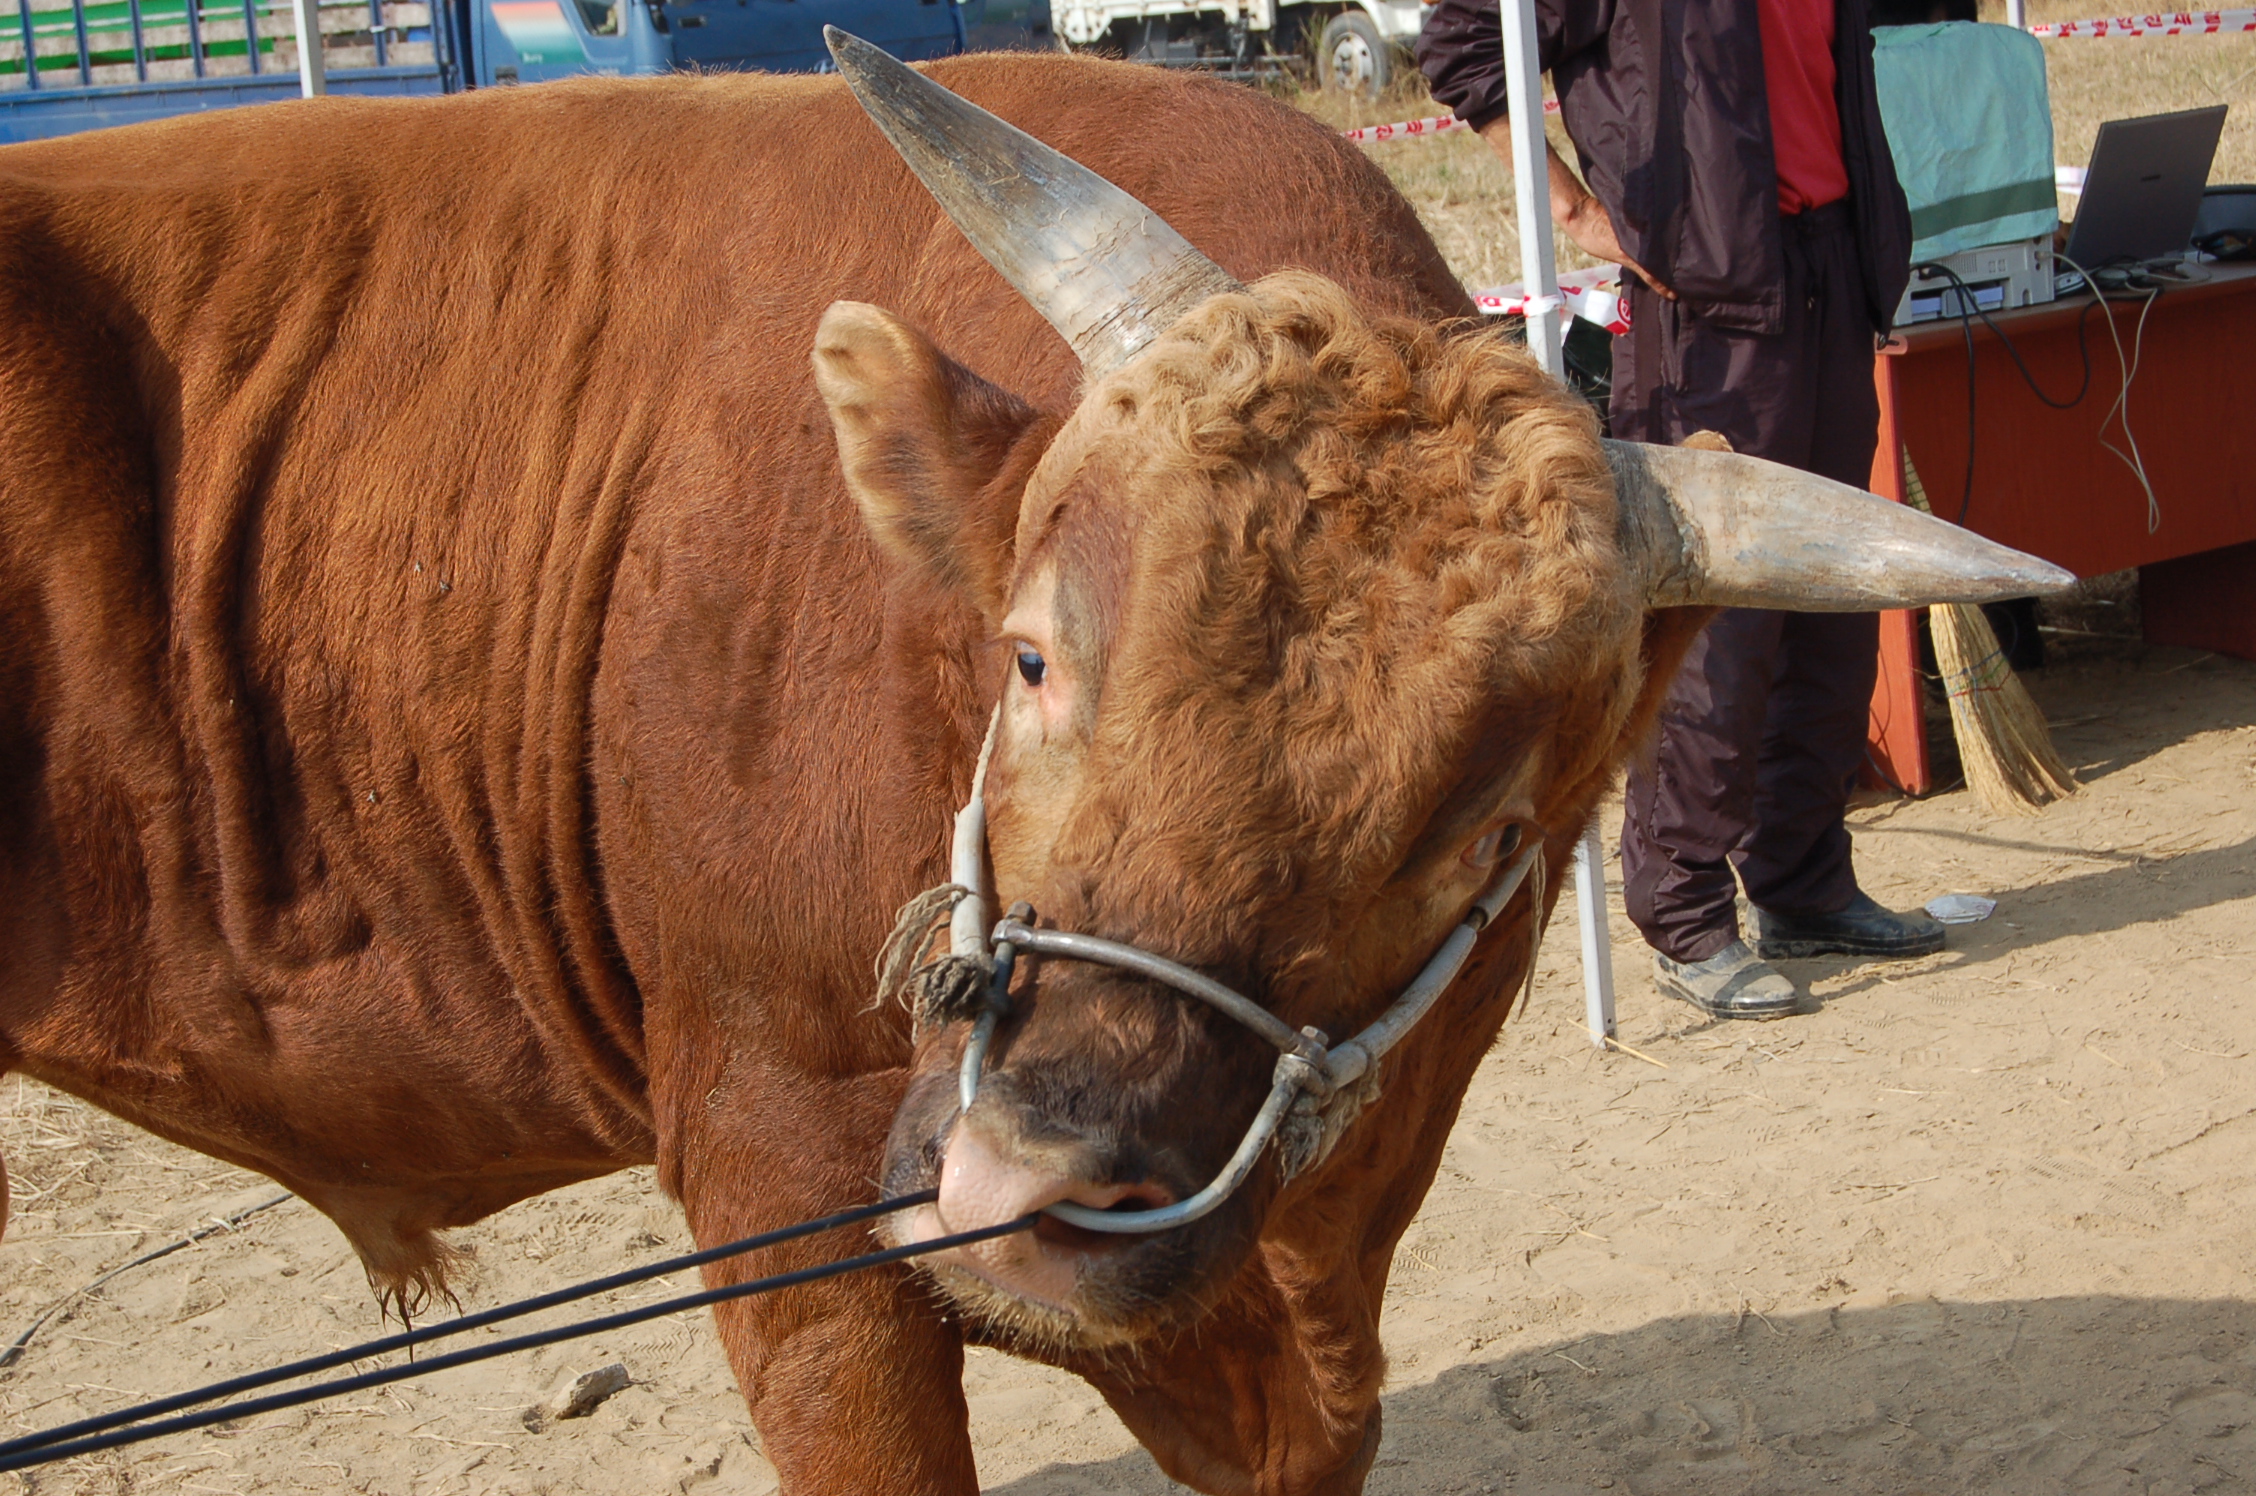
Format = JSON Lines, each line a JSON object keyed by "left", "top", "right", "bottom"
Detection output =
{"left": 2063, "top": 105, "right": 2229, "bottom": 269}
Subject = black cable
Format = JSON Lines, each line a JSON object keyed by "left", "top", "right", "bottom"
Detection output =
{"left": 1908, "top": 259, "right": 2137, "bottom": 525}
{"left": 1943, "top": 282, "right": 1978, "bottom": 524}
{"left": 1906, "top": 261, "right": 1981, "bottom": 523}
{"left": 0, "top": 1187, "right": 952, "bottom": 1467}
{"left": 1913, "top": 259, "right": 2101, "bottom": 411}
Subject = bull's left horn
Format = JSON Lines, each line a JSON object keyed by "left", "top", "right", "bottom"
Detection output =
{"left": 824, "top": 27, "right": 1245, "bottom": 381}
{"left": 1605, "top": 440, "right": 2077, "bottom": 610}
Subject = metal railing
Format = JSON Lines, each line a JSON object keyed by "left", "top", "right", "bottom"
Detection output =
{"left": 1, "top": 0, "right": 434, "bottom": 92}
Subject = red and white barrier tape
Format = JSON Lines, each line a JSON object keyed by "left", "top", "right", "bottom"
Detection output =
{"left": 1342, "top": 21, "right": 2246, "bottom": 153}
{"left": 1473, "top": 267, "right": 1631, "bottom": 334}
{"left": 1339, "top": 98, "right": 1558, "bottom": 144}
{"left": 2028, "top": 7, "right": 2256, "bottom": 33}
{"left": 1335, "top": 113, "right": 1627, "bottom": 331}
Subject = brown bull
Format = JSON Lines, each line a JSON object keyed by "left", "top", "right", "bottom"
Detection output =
{"left": 0, "top": 40, "right": 2061, "bottom": 1494}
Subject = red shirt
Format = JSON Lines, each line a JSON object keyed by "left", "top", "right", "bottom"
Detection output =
{"left": 1758, "top": 0, "right": 1851, "bottom": 214}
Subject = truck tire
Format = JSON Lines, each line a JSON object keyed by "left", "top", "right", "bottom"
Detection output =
{"left": 1317, "top": 11, "right": 1389, "bottom": 96}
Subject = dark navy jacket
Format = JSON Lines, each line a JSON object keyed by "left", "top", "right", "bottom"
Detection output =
{"left": 1417, "top": 0, "right": 1914, "bottom": 335}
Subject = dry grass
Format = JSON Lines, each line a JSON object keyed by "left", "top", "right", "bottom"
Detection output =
{"left": 1290, "top": 0, "right": 2256, "bottom": 294}
{"left": 1286, "top": 75, "right": 1594, "bottom": 292}
{"left": 2024, "top": 0, "right": 2256, "bottom": 178}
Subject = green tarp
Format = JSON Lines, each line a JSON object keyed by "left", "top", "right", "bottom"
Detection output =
{"left": 1874, "top": 21, "right": 2060, "bottom": 261}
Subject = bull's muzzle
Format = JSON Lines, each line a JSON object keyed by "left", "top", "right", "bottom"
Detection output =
{"left": 901, "top": 711, "right": 1547, "bottom": 1244}
{"left": 899, "top": 1109, "right": 1176, "bottom": 1309}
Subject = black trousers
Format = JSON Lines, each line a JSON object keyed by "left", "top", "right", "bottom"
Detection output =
{"left": 1610, "top": 202, "right": 1883, "bottom": 964}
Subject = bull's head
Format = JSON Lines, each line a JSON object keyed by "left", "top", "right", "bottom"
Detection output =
{"left": 812, "top": 31, "right": 2066, "bottom": 1357}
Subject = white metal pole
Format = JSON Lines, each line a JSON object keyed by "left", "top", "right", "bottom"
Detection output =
{"left": 293, "top": 0, "right": 327, "bottom": 95}
{"left": 1500, "top": 0, "right": 1616, "bottom": 1048}
{"left": 1572, "top": 828, "right": 1616, "bottom": 1043}
{"left": 2006, "top": 0, "right": 2027, "bottom": 28}
{"left": 1498, "top": 0, "right": 1561, "bottom": 375}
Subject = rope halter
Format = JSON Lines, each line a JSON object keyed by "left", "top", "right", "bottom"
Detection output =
{"left": 879, "top": 709, "right": 1545, "bottom": 1234}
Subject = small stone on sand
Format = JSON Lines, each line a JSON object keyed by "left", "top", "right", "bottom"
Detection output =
{"left": 522, "top": 1362, "right": 631, "bottom": 1431}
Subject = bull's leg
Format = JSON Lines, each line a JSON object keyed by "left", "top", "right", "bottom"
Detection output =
{"left": 703, "top": 1254, "right": 977, "bottom": 1493}
{"left": 669, "top": 1073, "right": 979, "bottom": 1495}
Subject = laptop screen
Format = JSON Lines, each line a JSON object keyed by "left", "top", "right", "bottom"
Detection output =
{"left": 2064, "top": 105, "right": 2229, "bottom": 268}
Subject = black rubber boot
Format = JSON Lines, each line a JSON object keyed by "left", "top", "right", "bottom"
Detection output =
{"left": 1653, "top": 940, "right": 1802, "bottom": 1021}
{"left": 1751, "top": 891, "right": 1946, "bottom": 961}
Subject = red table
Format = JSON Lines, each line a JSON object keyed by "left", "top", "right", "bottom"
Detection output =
{"left": 1864, "top": 262, "right": 2256, "bottom": 792}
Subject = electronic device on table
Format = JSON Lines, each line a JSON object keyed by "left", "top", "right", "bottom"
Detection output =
{"left": 2193, "top": 185, "right": 2256, "bottom": 261}
{"left": 2060, "top": 105, "right": 2229, "bottom": 279}
{"left": 1873, "top": 21, "right": 2064, "bottom": 327}
{"left": 1899, "top": 239, "right": 2057, "bottom": 325}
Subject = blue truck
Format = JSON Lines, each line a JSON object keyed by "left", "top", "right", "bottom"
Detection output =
{"left": 1, "top": 0, "right": 1047, "bottom": 142}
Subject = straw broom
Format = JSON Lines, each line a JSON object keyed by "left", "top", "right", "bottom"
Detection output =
{"left": 1901, "top": 454, "right": 2078, "bottom": 815}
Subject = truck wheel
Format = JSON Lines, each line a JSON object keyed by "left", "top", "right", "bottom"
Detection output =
{"left": 1318, "top": 12, "right": 1389, "bottom": 96}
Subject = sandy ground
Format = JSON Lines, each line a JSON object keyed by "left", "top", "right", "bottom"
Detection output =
{"left": 0, "top": 626, "right": 2249, "bottom": 1496}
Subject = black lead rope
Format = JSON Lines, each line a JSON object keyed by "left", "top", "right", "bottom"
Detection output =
{"left": 0, "top": 1189, "right": 937, "bottom": 1461}
{"left": 0, "top": 1189, "right": 1031, "bottom": 1474}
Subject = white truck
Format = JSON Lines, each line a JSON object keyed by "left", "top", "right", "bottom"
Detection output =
{"left": 1049, "top": 0, "right": 1427, "bottom": 94}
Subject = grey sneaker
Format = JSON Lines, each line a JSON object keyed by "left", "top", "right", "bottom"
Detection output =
{"left": 1654, "top": 940, "right": 1802, "bottom": 1021}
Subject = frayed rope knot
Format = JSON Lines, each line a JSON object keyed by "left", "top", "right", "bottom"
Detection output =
{"left": 905, "top": 955, "right": 995, "bottom": 1032}
{"left": 1277, "top": 850, "right": 1544, "bottom": 1183}
{"left": 1274, "top": 1053, "right": 1379, "bottom": 1183}
{"left": 872, "top": 883, "right": 993, "bottom": 1032}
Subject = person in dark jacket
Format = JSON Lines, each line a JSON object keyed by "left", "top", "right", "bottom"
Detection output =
{"left": 1420, "top": 0, "right": 1945, "bottom": 1020}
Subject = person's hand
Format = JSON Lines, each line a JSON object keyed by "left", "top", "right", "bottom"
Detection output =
{"left": 1479, "top": 122, "right": 1678, "bottom": 301}
{"left": 1553, "top": 180, "right": 1677, "bottom": 301}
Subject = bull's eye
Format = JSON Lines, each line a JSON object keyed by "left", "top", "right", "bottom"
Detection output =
{"left": 1015, "top": 645, "right": 1047, "bottom": 688}
{"left": 1462, "top": 823, "right": 1524, "bottom": 869}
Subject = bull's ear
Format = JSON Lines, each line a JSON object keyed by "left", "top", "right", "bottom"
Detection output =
{"left": 814, "top": 301, "right": 1054, "bottom": 625}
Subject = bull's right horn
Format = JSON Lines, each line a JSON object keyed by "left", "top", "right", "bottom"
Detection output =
{"left": 824, "top": 27, "right": 1245, "bottom": 382}
{"left": 1605, "top": 440, "right": 2077, "bottom": 610}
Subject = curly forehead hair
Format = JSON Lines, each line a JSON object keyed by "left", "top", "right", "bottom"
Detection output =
{"left": 1039, "top": 272, "right": 1647, "bottom": 934}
